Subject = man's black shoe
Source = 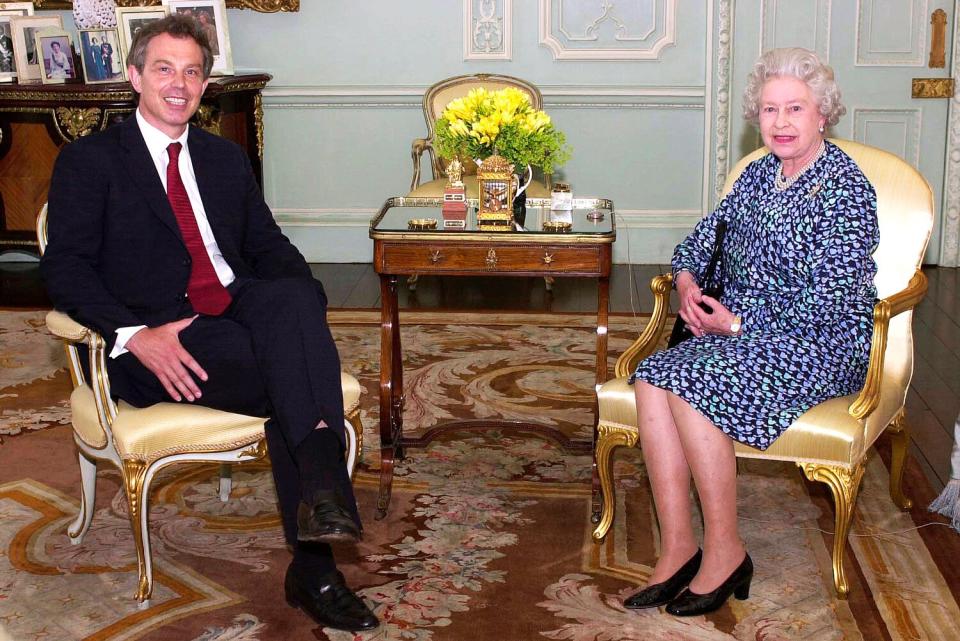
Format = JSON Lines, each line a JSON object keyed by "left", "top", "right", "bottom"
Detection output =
{"left": 285, "top": 566, "right": 380, "bottom": 632}
{"left": 296, "top": 490, "right": 361, "bottom": 543}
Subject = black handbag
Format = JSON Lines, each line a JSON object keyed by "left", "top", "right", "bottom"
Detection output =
{"left": 667, "top": 220, "right": 727, "bottom": 348}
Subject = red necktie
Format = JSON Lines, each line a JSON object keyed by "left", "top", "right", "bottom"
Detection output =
{"left": 166, "top": 142, "right": 232, "bottom": 315}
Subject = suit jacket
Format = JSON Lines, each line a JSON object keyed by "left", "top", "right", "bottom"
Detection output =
{"left": 41, "top": 114, "right": 312, "bottom": 348}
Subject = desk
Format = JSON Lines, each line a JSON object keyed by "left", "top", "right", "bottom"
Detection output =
{"left": 0, "top": 74, "right": 269, "bottom": 253}
{"left": 369, "top": 196, "right": 616, "bottom": 519}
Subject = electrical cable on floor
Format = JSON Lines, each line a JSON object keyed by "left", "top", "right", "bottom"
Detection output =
{"left": 739, "top": 515, "right": 955, "bottom": 539}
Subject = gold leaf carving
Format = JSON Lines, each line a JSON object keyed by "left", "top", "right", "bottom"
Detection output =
{"left": 55, "top": 106, "right": 102, "bottom": 140}
{"left": 254, "top": 92, "right": 264, "bottom": 160}
{"left": 930, "top": 9, "right": 947, "bottom": 68}
{"left": 194, "top": 104, "right": 221, "bottom": 136}
{"left": 912, "top": 78, "right": 955, "bottom": 99}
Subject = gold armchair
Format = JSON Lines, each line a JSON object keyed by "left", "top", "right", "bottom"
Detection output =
{"left": 37, "top": 205, "right": 364, "bottom": 607}
{"left": 591, "top": 139, "right": 933, "bottom": 598}
{"left": 407, "top": 73, "right": 552, "bottom": 199}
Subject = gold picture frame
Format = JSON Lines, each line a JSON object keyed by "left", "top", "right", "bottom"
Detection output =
{"left": 162, "top": 0, "right": 232, "bottom": 76}
{"left": 115, "top": 5, "right": 168, "bottom": 68}
{"left": 31, "top": 0, "right": 298, "bottom": 11}
{"left": 9, "top": 13, "right": 60, "bottom": 82}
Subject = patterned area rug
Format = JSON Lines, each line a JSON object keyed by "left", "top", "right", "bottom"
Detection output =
{"left": 2, "top": 309, "right": 959, "bottom": 641}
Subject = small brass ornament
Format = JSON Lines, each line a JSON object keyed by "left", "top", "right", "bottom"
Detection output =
{"left": 477, "top": 154, "right": 515, "bottom": 231}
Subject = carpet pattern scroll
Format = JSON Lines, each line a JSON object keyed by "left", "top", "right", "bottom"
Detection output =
{"left": 1, "top": 310, "right": 958, "bottom": 641}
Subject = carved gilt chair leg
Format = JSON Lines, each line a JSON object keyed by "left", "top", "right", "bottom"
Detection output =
{"left": 68, "top": 451, "right": 98, "bottom": 543}
{"left": 592, "top": 424, "right": 638, "bottom": 542}
{"left": 801, "top": 462, "right": 865, "bottom": 599}
{"left": 886, "top": 411, "right": 914, "bottom": 510}
{"left": 122, "top": 459, "right": 154, "bottom": 607}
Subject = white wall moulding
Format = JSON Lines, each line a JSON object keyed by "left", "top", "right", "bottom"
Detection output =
{"left": 260, "top": 85, "right": 709, "bottom": 109}
{"left": 707, "top": 0, "right": 733, "bottom": 206}
{"left": 760, "top": 0, "right": 831, "bottom": 62}
{"left": 539, "top": 0, "right": 678, "bottom": 61}
{"left": 852, "top": 108, "right": 922, "bottom": 169}
{"left": 855, "top": 0, "right": 929, "bottom": 66}
{"left": 939, "top": 6, "right": 960, "bottom": 266}
{"left": 464, "top": 0, "right": 512, "bottom": 60}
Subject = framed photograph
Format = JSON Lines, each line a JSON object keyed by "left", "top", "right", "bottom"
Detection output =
{"left": 162, "top": 0, "right": 233, "bottom": 76}
{"left": 78, "top": 28, "right": 124, "bottom": 84}
{"left": 115, "top": 6, "right": 168, "bottom": 69}
{"left": 0, "top": 18, "right": 17, "bottom": 81}
{"left": 9, "top": 14, "right": 62, "bottom": 83}
{"left": 35, "top": 29, "right": 76, "bottom": 84}
{"left": 0, "top": 2, "right": 33, "bottom": 14}
{"left": 0, "top": 4, "right": 33, "bottom": 82}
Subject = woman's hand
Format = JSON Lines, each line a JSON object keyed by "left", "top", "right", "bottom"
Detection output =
{"left": 691, "top": 295, "right": 740, "bottom": 336}
{"left": 676, "top": 271, "right": 740, "bottom": 337}
{"left": 675, "top": 271, "right": 707, "bottom": 337}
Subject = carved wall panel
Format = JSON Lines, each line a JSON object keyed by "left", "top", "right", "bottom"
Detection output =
{"left": 539, "top": 0, "right": 677, "bottom": 60}
{"left": 464, "top": 0, "right": 511, "bottom": 60}
{"left": 761, "top": 0, "right": 831, "bottom": 62}
{"left": 852, "top": 108, "right": 922, "bottom": 168}
{"left": 855, "top": 0, "right": 928, "bottom": 65}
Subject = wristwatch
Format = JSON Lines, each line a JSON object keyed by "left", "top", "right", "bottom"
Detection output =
{"left": 729, "top": 316, "right": 742, "bottom": 335}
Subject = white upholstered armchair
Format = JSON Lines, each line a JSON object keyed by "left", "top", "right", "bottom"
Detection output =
{"left": 37, "top": 205, "right": 363, "bottom": 607}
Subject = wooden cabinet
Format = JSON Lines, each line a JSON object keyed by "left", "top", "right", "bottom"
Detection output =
{"left": 0, "top": 73, "right": 270, "bottom": 253}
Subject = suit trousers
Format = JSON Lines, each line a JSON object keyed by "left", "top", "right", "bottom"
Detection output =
{"left": 108, "top": 276, "right": 357, "bottom": 554}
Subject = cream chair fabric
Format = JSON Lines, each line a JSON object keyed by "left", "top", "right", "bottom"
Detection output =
{"left": 37, "top": 205, "right": 363, "bottom": 607}
{"left": 408, "top": 73, "right": 551, "bottom": 199}
{"left": 591, "top": 139, "right": 933, "bottom": 598}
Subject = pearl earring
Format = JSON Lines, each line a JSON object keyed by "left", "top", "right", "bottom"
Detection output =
{"left": 819, "top": 125, "right": 825, "bottom": 133}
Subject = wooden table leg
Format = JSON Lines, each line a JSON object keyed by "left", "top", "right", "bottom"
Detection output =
{"left": 376, "top": 274, "right": 401, "bottom": 519}
{"left": 591, "top": 276, "right": 610, "bottom": 524}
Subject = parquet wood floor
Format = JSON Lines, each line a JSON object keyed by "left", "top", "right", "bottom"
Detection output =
{"left": 3, "top": 261, "right": 956, "bottom": 490}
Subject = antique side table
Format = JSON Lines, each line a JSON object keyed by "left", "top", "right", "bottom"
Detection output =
{"left": 0, "top": 73, "right": 270, "bottom": 254}
{"left": 369, "top": 196, "right": 616, "bottom": 520}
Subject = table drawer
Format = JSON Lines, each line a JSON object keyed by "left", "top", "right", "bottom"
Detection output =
{"left": 379, "top": 243, "right": 605, "bottom": 274}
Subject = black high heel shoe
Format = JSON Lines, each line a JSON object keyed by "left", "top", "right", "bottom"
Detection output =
{"left": 665, "top": 552, "right": 753, "bottom": 617}
{"left": 623, "top": 549, "right": 702, "bottom": 609}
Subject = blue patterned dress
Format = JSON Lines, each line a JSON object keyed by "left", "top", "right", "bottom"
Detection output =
{"left": 631, "top": 141, "right": 879, "bottom": 450}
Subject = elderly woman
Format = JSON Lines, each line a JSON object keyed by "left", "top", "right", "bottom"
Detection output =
{"left": 624, "top": 47, "right": 878, "bottom": 617}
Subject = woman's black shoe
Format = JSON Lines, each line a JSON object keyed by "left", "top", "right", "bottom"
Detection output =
{"left": 665, "top": 552, "right": 753, "bottom": 617}
{"left": 623, "top": 549, "right": 702, "bottom": 609}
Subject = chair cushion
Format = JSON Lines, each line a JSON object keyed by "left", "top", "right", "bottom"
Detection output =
{"left": 597, "top": 376, "right": 902, "bottom": 468}
{"left": 407, "top": 176, "right": 552, "bottom": 199}
{"left": 341, "top": 371, "right": 361, "bottom": 414}
{"left": 72, "top": 372, "right": 364, "bottom": 463}
{"left": 111, "top": 401, "right": 267, "bottom": 463}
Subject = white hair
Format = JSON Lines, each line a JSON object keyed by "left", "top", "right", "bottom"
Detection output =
{"left": 742, "top": 47, "right": 846, "bottom": 127}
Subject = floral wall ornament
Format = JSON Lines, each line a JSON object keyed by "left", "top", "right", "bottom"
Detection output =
{"left": 72, "top": 0, "right": 118, "bottom": 28}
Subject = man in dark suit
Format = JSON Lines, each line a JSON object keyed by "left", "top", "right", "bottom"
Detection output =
{"left": 40, "top": 15, "right": 378, "bottom": 633}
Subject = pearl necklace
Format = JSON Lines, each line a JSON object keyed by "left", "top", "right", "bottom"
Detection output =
{"left": 774, "top": 140, "right": 826, "bottom": 192}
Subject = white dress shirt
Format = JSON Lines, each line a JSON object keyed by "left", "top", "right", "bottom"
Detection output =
{"left": 110, "top": 111, "right": 237, "bottom": 357}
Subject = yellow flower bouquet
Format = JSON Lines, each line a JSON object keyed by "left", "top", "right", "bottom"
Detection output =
{"left": 433, "top": 87, "right": 571, "bottom": 174}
